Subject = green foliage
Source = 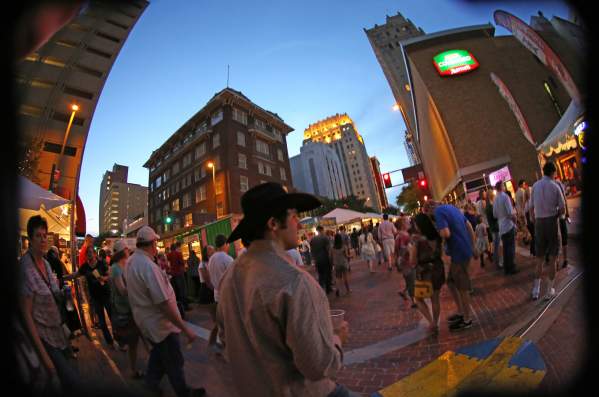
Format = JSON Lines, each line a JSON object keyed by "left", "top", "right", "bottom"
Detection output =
{"left": 308, "top": 195, "right": 377, "bottom": 217}
{"left": 395, "top": 184, "right": 425, "bottom": 214}
{"left": 382, "top": 205, "right": 399, "bottom": 215}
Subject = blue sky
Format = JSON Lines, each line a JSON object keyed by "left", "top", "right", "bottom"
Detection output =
{"left": 80, "top": 0, "right": 571, "bottom": 235}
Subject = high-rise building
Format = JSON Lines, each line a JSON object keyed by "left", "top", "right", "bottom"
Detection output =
{"left": 99, "top": 164, "right": 148, "bottom": 236}
{"left": 144, "top": 88, "right": 294, "bottom": 238}
{"left": 16, "top": 1, "right": 148, "bottom": 203}
{"left": 303, "top": 114, "right": 382, "bottom": 212}
{"left": 370, "top": 157, "right": 389, "bottom": 210}
{"left": 290, "top": 142, "right": 349, "bottom": 200}
{"left": 364, "top": 12, "right": 425, "bottom": 165}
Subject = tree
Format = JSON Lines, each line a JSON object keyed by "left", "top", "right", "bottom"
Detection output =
{"left": 382, "top": 205, "right": 399, "bottom": 215}
{"left": 395, "top": 184, "right": 425, "bottom": 214}
{"left": 309, "top": 195, "right": 376, "bottom": 217}
{"left": 17, "top": 134, "right": 44, "bottom": 184}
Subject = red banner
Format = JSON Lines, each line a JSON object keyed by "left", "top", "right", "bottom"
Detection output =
{"left": 490, "top": 72, "right": 536, "bottom": 147}
{"left": 494, "top": 10, "right": 581, "bottom": 104}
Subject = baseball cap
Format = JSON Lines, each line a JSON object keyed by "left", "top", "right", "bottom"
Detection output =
{"left": 137, "top": 226, "right": 160, "bottom": 243}
{"left": 113, "top": 239, "right": 128, "bottom": 254}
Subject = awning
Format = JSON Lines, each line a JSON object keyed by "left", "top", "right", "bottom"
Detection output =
{"left": 76, "top": 195, "right": 86, "bottom": 237}
{"left": 538, "top": 100, "right": 584, "bottom": 156}
{"left": 18, "top": 176, "right": 69, "bottom": 210}
{"left": 322, "top": 208, "right": 368, "bottom": 225}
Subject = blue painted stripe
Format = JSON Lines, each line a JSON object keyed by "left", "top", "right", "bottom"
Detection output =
{"left": 455, "top": 337, "right": 503, "bottom": 360}
{"left": 370, "top": 392, "right": 384, "bottom": 397}
{"left": 508, "top": 340, "right": 546, "bottom": 371}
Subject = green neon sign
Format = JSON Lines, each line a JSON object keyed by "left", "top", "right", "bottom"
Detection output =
{"left": 433, "top": 50, "right": 479, "bottom": 76}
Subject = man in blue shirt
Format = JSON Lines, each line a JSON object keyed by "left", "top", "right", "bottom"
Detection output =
{"left": 493, "top": 181, "right": 519, "bottom": 275}
{"left": 425, "top": 201, "right": 475, "bottom": 331}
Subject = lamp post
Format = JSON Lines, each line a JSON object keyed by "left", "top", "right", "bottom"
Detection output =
{"left": 207, "top": 161, "right": 217, "bottom": 217}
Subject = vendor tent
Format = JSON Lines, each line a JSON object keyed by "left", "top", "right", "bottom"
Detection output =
{"left": 322, "top": 208, "right": 368, "bottom": 225}
{"left": 538, "top": 100, "right": 584, "bottom": 156}
{"left": 18, "top": 176, "right": 71, "bottom": 239}
{"left": 363, "top": 212, "right": 384, "bottom": 220}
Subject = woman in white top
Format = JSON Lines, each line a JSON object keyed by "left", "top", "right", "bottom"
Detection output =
{"left": 359, "top": 226, "right": 377, "bottom": 273}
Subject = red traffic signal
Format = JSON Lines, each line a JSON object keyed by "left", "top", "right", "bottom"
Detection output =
{"left": 382, "top": 173, "right": 392, "bottom": 188}
{"left": 418, "top": 178, "right": 427, "bottom": 188}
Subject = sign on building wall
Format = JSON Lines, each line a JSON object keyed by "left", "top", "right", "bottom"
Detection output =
{"left": 433, "top": 49, "right": 479, "bottom": 76}
{"left": 488, "top": 166, "right": 512, "bottom": 187}
{"left": 494, "top": 10, "right": 582, "bottom": 104}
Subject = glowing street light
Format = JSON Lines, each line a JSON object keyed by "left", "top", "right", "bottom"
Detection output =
{"left": 207, "top": 161, "right": 217, "bottom": 215}
{"left": 392, "top": 104, "right": 400, "bottom": 111}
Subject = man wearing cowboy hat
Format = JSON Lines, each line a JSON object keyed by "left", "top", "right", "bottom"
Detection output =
{"left": 217, "top": 182, "right": 354, "bottom": 397}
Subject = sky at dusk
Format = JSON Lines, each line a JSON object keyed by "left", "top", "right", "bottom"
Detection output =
{"left": 80, "top": 0, "right": 572, "bottom": 235}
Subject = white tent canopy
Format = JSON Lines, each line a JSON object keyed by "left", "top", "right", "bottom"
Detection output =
{"left": 363, "top": 212, "right": 383, "bottom": 219}
{"left": 18, "top": 176, "right": 69, "bottom": 210}
{"left": 19, "top": 207, "right": 70, "bottom": 239}
{"left": 537, "top": 99, "right": 584, "bottom": 153}
{"left": 322, "top": 208, "right": 369, "bottom": 224}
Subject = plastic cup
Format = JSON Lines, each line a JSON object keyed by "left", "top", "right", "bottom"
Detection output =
{"left": 330, "top": 309, "right": 345, "bottom": 331}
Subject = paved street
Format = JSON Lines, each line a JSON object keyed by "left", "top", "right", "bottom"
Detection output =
{"left": 72, "top": 240, "right": 585, "bottom": 396}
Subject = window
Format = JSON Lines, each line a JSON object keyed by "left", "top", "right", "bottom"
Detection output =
{"left": 195, "top": 120, "right": 209, "bottom": 134}
{"left": 216, "top": 202, "right": 225, "bottom": 218}
{"left": 201, "top": 166, "right": 206, "bottom": 178}
{"left": 184, "top": 213, "right": 193, "bottom": 227}
{"left": 106, "top": 19, "right": 128, "bottom": 30}
{"left": 86, "top": 46, "right": 112, "bottom": 59}
{"left": 172, "top": 162, "right": 180, "bottom": 174}
{"left": 163, "top": 169, "right": 170, "bottom": 183}
{"left": 186, "top": 173, "right": 192, "bottom": 187}
{"left": 277, "top": 148, "right": 284, "bottom": 162}
{"left": 196, "top": 185, "right": 206, "bottom": 203}
{"left": 52, "top": 111, "right": 84, "bottom": 126}
{"left": 56, "top": 39, "right": 77, "bottom": 48}
{"left": 194, "top": 168, "right": 201, "bottom": 182}
{"left": 237, "top": 131, "right": 246, "bottom": 146}
{"left": 211, "top": 109, "right": 223, "bottom": 125}
{"left": 233, "top": 108, "right": 248, "bottom": 125}
{"left": 182, "top": 152, "right": 192, "bottom": 168}
{"left": 182, "top": 193, "right": 191, "bottom": 208}
{"left": 96, "top": 31, "right": 121, "bottom": 43}
{"left": 172, "top": 198, "right": 180, "bottom": 211}
{"left": 155, "top": 176, "right": 162, "bottom": 188}
{"left": 42, "top": 56, "right": 66, "bottom": 68}
{"left": 265, "top": 164, "right": 272, "bottom": 177}
{"left": 254, "top": 118, "right": 266, "bottom": 130}
{"left": 238, "top": 153, "right": 247, "bottom": 169}
{"left": 74, "top": 63, "right": 103, "bottom": 78}
{"left": 258, "top": 162, "right": 264, "bottom": 175}
{"left": 256, "top": 139, "right": 269, "bottom": 155}
{"left": 195, "top": 142, "right": 206, "bottom": 159}
{"left": 216, "top": 179, "right": 224, "bottom": 195}
{"left": 213, "top": 133, "right": 220, "bottom": 148}
{"left": 240, "top": 176, "right": 249, "bottom": 192}
{"left": 280, "top": 168, "right": 287, "bottom": 181}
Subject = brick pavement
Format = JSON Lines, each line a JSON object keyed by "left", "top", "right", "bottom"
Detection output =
{"left": 71, "top": 240, "right": 585, "bottom": 397}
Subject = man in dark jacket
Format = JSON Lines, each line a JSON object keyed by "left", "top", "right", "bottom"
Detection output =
{"left": 310, "top": 225, "right": 332, "bottom": 294}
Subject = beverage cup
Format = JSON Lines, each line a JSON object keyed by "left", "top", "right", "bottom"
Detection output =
{"left": 330, "top": 309, "right": 345, "bottom": 331}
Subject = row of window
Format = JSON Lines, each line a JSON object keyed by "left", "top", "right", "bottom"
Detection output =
{"left": 24, "top": 53, "right": 104, "bottom": 78}
{"left": 17, "top": 76, "right": 95, "bottom": 100}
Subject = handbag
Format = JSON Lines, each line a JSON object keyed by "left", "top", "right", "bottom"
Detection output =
{"left": 414, "top": 279, "right": 433, "bottom": 299}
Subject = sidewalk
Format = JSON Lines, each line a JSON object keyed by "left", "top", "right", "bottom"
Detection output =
{"left": 71, "top": 240, "right": 585, "bottom": 397}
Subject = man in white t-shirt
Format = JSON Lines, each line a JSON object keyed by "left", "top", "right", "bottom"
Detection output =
{"left": 378, "top": 214, "right": 397, "bottom": 272}
{"left": 286, "top": 247, "right": 304, "bottom": 267}
{"left": 125, "top": 226, "right": 205, "bottom": 397}
{"left": 206, "top": 234, "right": 234, "bottom": 350}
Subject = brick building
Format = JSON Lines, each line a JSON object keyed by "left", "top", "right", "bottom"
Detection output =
{"left": 143, "top": 88, "right": 294, "bottom": 238}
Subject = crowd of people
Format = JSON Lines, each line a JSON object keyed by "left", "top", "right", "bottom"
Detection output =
{"left": 18, "top": 163, "right": 573, "bottom": 396}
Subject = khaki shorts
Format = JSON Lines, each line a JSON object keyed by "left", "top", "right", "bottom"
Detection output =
{"left": 447, "top": 259, "right": 472, "bottom": 291}
{"left": 382, "top": 239, "right": 395, "bottom": 260}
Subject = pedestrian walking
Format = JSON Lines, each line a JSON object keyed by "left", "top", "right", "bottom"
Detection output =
{"left": 167, "top": 242, "right": 189, "bottom": 316}
{"left": 125, "top": 226, "right": 206, "bottom": 397}
{"left": 310, "top": 225, "right": 333, "bottom": 293}
{"left": 350, "top": 227, "right": 360, "bottom": 256}
{"left": 410, "top": 213, "right": 446, "bottom": 334}
{"left": 108, "top": 240, "right": 145, "bottom": 379}
{"left": 20, "top": 215, "right": 79, "bottom": 392}
{"left": 425, "top": 201, "right": 475, "bottom": 331}
{"left": 360, "top": 225, "right": 377, "bottom": 274}
{"left": 485, "top": 191, "right": 503, "bottom": 268}
{"left": 187, "top": 249, "right": 201, "bottom": 303}
{"left": 206, "top": 234, "right": 234, "bottom": 353}
{"left": 373, "top": 223, "right": 384, "bottom": 266}
{"left": 555, "top": 177, "right": 570, "bottom": 269}
{"left": 299, "top": 235, "right": 312, "bottom": 266}
{"left": 530, "top": 162, "right": 566, "bottom": 301}
{"left": 197, "top": 246, "right": 215, "bottom": 305}
{"left": 217, "top": 182, "right": 353, "bottom": 397}
{"left": 332, "top": 233, "right": 351, "bottom": 296}
{"left": 395, "top": 220, "right": 416, "bottom": 308}
{"left": 475, "top": 216, "right": 489, "bottom": 268}
{"left": 524, "top": 189, "right": 536, "bottom": 257}
{"left": 338, "top": 226, "right": 352, "bottom": 272}
{"left": 47, "top": 246, "right": 82, "bottom": 336}
{"left": 493, "top": 181, "right": 519, "bottom": 275}
{"left": 378, "top": 214, "right": 398, "bottom": 272}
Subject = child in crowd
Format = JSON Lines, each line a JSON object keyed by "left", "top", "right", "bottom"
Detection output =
{"left": 475, "top": 215, "right": 489, "bottom": 268}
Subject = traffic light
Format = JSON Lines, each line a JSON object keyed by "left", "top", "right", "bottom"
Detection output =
{"left": 165, "top": 215, "right": 173, "bottom": 225}
{"left": 382, "top": 173, "right": 392, "bottom": 188}
{"left": 418, "top": 178, "right": 427, "bottom": 189}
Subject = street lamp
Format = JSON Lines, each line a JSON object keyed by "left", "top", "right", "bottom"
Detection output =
{"left": 207, "top": 161, "right": 217, "bottom": 216}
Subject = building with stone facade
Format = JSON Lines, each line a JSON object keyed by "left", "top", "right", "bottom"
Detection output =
{"left": 303, "top": 114, "right": 382, "bottom": 212}
{"left": 143, "top": 88, "right": 294, "bottom": 238}
{"left": 16, "top": 0, "right": 148, "bottom": 205}
{"left": 99, "top": 164, "right": 147, "bottom": 236}
{"left": 290, "top": 142, "right": 349, "bottom": 201}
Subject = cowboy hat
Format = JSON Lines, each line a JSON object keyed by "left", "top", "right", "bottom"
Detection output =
{"left": 227, "top": 182, "right": 321, "bottom": 243}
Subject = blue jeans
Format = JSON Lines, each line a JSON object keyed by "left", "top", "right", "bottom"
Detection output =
{"left": 501, "top": 227, "right": 516, "bottom": 274}
{"left": 145, "top": 333, "right": 190, "bottom": 397}
{"left": 492, "top": 231, "right": 501, "bottom": 267}
{"left": 92, "top": 294, "right": 114, "bottom": 345}
{"left": 43, "top": 340, "right": 79, "bottom": 392}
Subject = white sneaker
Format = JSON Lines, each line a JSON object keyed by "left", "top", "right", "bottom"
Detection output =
{"left": 544, "top": 288, "right": 556, "bottom": 301}
{"left": 532, "top": 279, "right": 541, "bottom": 301}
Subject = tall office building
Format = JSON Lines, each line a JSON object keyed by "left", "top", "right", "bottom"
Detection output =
{"left": 16, "top": 1, "right": 148, "bottom": 204}
{"left": 144, "top": 88, "right": 294, "bottom": 238}
{"left": 364, "top": 12, "right": 425, "bottom": 165}
{"left": 99, "top": 164, "right": 148, "bottom": 235}
{"left": 290, "top": 141, "right": 349, "bottom": 200}
{"left": 303, "top": 114, "right": 382, "bottom": 212}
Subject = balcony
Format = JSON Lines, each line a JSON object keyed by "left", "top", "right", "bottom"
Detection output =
{"left": 249, "top": 123, "right": 282, "bottom": 143}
